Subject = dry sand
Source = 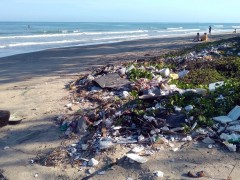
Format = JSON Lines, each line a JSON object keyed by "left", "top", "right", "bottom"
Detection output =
{"left": 0, "top": 34, "right": 240, "bottom": 180}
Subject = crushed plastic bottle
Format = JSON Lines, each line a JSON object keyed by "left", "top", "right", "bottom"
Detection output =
{"left": 223, "top": 141, "right": 236, "bottom": 152}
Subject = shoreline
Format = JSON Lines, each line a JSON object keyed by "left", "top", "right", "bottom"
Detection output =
{"left": 0, "top": 33, "right": 239, "bottom": 85}
{"left": 0, "top": 32, "right": 238, "bottom": 59}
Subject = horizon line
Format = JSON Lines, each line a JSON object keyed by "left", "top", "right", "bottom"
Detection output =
{"left": 0, "top": 21, "right": 240, "bottom": 24}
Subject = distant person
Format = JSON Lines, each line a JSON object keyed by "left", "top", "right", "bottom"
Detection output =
{"left": 201, "top": 33, "right": 208, "bottom": 41}
{"left": 209, "top": 26, "right": 212, "bottom": 34}
{"left": 233, "top": 29, "right": 237, "bottom": 33}
{"left": 193, "top": 33, "right": 200, "bottom": 42}
{"left": 28, "top": 25, "right": 30, "bottom": 29}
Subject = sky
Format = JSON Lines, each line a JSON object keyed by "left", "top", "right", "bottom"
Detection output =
{"left": 1, "top": 0, "right": 240, "bottom": 22}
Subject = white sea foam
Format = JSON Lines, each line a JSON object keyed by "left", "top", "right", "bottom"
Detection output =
{"left": 0, "top": 30, "right": 148, "bottom": 39}
{"left": 1, "top": 34, "right": 149, "bottom": 48}
{"left": 158, "top": 29, "right": 200, "bottom": 33}
{"left": 93, "top": 34, "right": 148, "bottom": 41}
{"left": 84, "top": 30, "right": 148, "bottom": 35}
{"left": 214, "top": 25, "right": 223, "bottom": 28}
{"left": 168, "top": 28, "right": 200, "bottom": 32}
{"left": 0, "top": 32, "right": 84, "bottom": 39}
{"left": 232, "top": 26, "right": 240, "bottom": 28}
{"left": 167, "top": 27, "right": 183, "bottom": 30}
{"left": 5, "top": 39, "right": 87, "bottom": 47}
{"left": 113, "top": 24, "right": 127, "bottom": 27}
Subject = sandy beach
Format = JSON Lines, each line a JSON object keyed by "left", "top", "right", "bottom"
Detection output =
{"left": 1, "top": 33, "right": 240, "bottom": 180}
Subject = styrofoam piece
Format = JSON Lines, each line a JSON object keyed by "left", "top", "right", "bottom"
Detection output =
{"left": 209, "top": 81, "right": 224, "bottom": 91}
{"left": 126, "top": 153, "right": 148, "bottom": 163}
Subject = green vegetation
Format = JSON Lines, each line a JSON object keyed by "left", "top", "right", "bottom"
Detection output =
{"left": 128, "top": 68, "right": 153, "bottom": 81}
{"left": 125, "top": 37, "right": 240, "bottom": 132}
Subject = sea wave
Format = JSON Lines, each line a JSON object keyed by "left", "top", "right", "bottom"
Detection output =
{"left": 167, "top": 27, "right": 183, "bottom": 30}
{"left": 93, "top": 34, "right": 148, "bottom": 41}
{"left": 0, "top": 34, "right": 149, "bottom": 48}
{"left": 0, "top": 30, "right": 148, "bottom": 39}
{"left": 0, "top": 32, "right": 84, "bottom": 39}
{"left": 112, "top": 24, "right": 128, "bottom": 27}
{"left": 2, "top": 39, "right": 88, "bottom": 48}
{"left": 160, "top": 28, "right": 200, "bottom": 32}
{"left": 214, "top": 29, "right": 234, "bottom": 32}
{"left": 232, "top": 26, "right": 240, "bottom": 28}
{"left": 213, "top": 25, "right": 223, "bottom": 28}
{"left": 83, "top": 30, "right": 148, "bottom": 35}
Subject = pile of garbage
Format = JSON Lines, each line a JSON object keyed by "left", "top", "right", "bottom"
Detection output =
{"left": 37, "top": 37, "right": 240, "bottom": 174}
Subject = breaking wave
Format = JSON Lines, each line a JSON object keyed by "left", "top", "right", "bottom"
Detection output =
{"left": 167, "top": 27, "right": 183, "bottom": 30}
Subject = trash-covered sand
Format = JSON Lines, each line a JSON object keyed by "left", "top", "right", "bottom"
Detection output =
{"left": 34, "top": 36, "right": 240, "bottom": 179}
{"left": 1, "top": 35, "right": 240, "bottom": 180}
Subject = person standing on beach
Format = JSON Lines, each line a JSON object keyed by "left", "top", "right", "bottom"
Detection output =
{"left": 209, "top": 26, "right": 212, "bottom": 34}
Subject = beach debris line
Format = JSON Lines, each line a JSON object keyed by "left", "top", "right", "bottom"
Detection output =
{"left": 37, "top": 37, "right": 240, "bottom": 177}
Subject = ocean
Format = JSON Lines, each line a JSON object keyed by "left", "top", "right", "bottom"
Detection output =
{"left": 0, "top": 22, "right": 239, "bottom": 58}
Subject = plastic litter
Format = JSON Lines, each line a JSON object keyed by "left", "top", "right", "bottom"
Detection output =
{"left": 223, "top": 141, "right": 236, "bottom": 152}
{"left": 99, "top": 140, "right": 114, "bottom": 149}
{"left": 88, "top": 168, "right": 95, "bottom": 174}
{"left": 178, "top": 70, "right": 189, "bottom": 78}
{"left": 118, "top": 67, "right": 126, "bottom": 76}
{"left": 126, "top": 64, "right": 135, "bottom": 72}
{"left": 98, "top": 171, "right": 106, "bottom": 175}
{"left": 81, "top": 144, "right": 88, "bottom": 150}
{"left": 3, "top": 146, "right": 9, "bottom": 150}
{"left": 126, "top": 177, "right": 133, "bottom": 180}
{"left": 226, "top": 125, "right": 240, "bottom": 132}
{"left": 182, "top": 136, "right": 192, "bottom": 142}
{"left": 131, "top": 146, "right": 145, "bottom": 153}
{"left": 169, "top": 73, "right": 179, "bottom": 80}
{"left": 213, "top": 105, "right": 240, "bottom": 123}
{"left": 185, "top": 105, "right": 193, "bottom": 112}
{"left": 159, "top": 68, "right": 170, "bottom": 77}
{"left": 202, "top": 137, "right": 215, "bottom": 144}
{"left": 208, "top": 144, "right": 213, "bottom": 149}
{"left": 88, "top": 158, "right": 99, "bottom": 167}
{"left": 154, "top": 170, "right": 164, "bottom": 177}
{"left": 174, "top": 106, "right": 182, "bottom": 113}
{"left": 209, "top": 81, "right": 224, "bottom": 91}
{"left": 220, "top": 133, "right": 240, "bottom": 142}
{"left": 122, "top": 91, "right": 130, "bottom": 99}
{"left": 126, "top": 153, "right": 148, "bottom": 163}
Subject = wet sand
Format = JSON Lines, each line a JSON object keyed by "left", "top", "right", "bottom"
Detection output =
{"left": 0, "top": 33, "right": 240, "bottom": 180}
